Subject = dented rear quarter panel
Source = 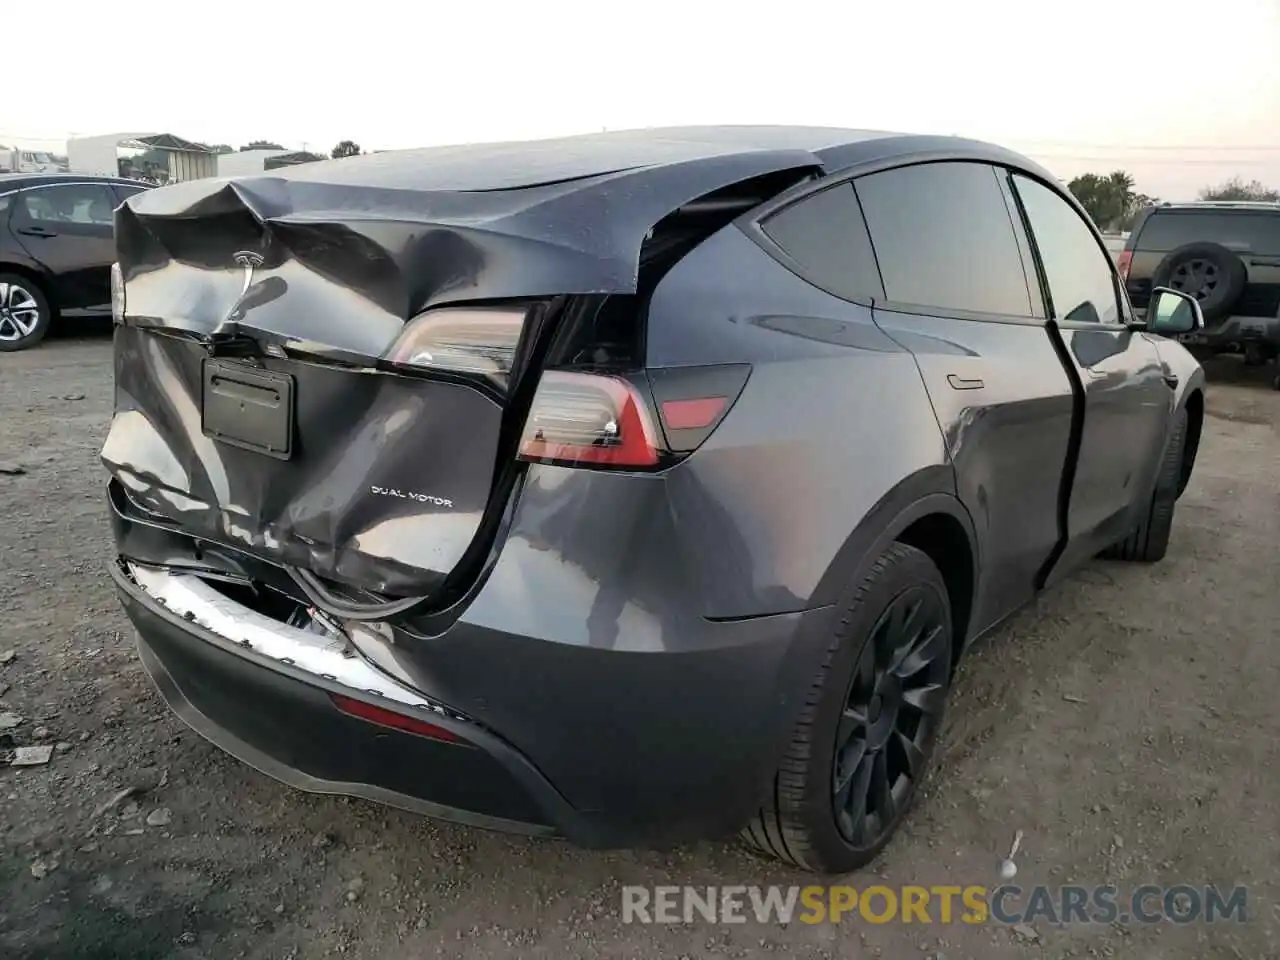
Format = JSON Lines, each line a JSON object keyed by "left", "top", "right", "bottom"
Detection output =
{"left": 634, "top": 224, "right": 953, "bottom": 619}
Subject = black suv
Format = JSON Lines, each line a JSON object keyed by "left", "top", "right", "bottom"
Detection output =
{"left": 1120, "top": 201, "right": 1280, "bottom": 378}
{"left": 0, "top": 173, "right": 152, "bottom": 351}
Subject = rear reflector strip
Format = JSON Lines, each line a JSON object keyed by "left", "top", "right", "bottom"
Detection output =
{"left": 330, "top": 693, "right": 465, "bottom": 743}
{"left": 660, "top": 396, "right": 727, "bottom": 430}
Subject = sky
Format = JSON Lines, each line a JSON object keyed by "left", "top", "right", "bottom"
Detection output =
{"left": 5, "top": 0, "right": 1279, "bottom": 200}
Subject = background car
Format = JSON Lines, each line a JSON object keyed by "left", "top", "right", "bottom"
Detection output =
{"left": 0, "top": 173, "right": 152, "bottom": 351}
{"left": 1119, "top": 200, "right": 1280, "bottom": 378}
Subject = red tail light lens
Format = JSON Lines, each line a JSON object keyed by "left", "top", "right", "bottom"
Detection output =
{"left": 1116, "top": 250, "right": 1132, "bottom": 282}
{"left": 383, "top": 305, "right": 531, "bottom": 387}
{"left": 518, "top": 371, "right": 661, "bottom": 468}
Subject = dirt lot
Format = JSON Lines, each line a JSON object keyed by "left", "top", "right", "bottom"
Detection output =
{"left": 2, "top": 329, "right": 1278, "bottom": 960}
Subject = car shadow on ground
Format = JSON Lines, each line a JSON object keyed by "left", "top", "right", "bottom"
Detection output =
{"left": 47, "top": 315, "right": 114, "bottom": 343}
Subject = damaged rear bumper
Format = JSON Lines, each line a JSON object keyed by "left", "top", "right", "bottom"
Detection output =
{"left": 111, "top": 560, "right": 581, "bottom": 839}
{"left": 109, "top": 468, "right": 833, "bottom": 847}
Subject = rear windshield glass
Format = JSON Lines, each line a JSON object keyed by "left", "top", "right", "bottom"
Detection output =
{"left": 1136, "top": 210, "right": 1280, "bottom": 254}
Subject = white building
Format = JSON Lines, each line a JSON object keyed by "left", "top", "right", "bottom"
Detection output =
{"left": 67, "top": 133, "right": 218, "bottom": 183}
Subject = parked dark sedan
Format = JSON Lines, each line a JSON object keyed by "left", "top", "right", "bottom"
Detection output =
{"left": 103, "top": 126, "right": 1206, "bottom": 874}
{"left": 0, "top": 172, "right": 152, "bottom": 350}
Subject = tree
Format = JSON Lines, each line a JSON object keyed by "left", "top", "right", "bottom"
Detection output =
{"left": 240, "top": 141, "right": 284, "bottom": 152}
{"left": 331, "top": 140, "right": 361, "bottom": 159}
{"left": 1117, "top": 192, "right": 1157, "bottom": 232}
{"left": 1067, "top": 170, "right": 1152, "bottom": 231}
{"left": 1198, "top": 177, "right": 1280, "bottom": 202}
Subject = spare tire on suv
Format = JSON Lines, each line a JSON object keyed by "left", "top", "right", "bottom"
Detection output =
{"left": 1150, "top": 242, "right": 1247, "bottom": 324}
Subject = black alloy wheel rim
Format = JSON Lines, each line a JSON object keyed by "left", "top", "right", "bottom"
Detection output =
{"left": 1169, "top": 259, "right": 1218, "bottom": 301}
{"left": 832, "top": 585, "right": 950, "bottom": 847}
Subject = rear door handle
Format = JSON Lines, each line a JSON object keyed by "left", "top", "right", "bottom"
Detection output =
{"left": 1163, "top": 373, "right": 1179, "bottom": 389}
{"left": 17, "top": 226, "right": 57, "bottom": 238}
{"left": 946, "top": 374, "right": 985, "bottom": 390}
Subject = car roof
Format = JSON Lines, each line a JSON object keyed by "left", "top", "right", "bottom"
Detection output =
{"left": 0, "top": 172, "right": 153, "bottom": 190}
{"left": 1147, "top": 200, "right": 1280, "bottom": 214}
{"left": 276, "top": 125, "right": 1057, "bottom": 192}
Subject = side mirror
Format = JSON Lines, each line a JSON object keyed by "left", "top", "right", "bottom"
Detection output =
{"left": 1145, "top": 287, "right": 1204, "bottom": 336}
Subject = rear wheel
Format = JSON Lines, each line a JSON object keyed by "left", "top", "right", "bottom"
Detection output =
{"left": 0, "top": 274, "right": 52, "bottom": 351}
{"left": 741, "top": 542, "right": 953, "bottom": 874}
{"left": 1101, "top": 408, "right": 1187, "bottom": 563}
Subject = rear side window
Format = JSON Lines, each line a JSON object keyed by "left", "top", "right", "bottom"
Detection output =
{"left": 15, "top": 183, "right": 118, "bottom": 227}
{"left": 1136, "top": 210, "right": 1280, "bottom": 254}
{"left": 1012, "top": 174, "right": 1120, "bottom": 325}
{"left": 854, "top": 162, "right": 1033, "bottom": 317}
{"left": 760, "top": 182, "right": 884, "bottom": 301}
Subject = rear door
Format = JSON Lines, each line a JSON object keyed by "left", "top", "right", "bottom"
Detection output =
{"left": 1008, "top": 172, "right": 1173, "bottom": 577}
{"left": 849, "top": 161, "right": 1078, "bottom": 636}
{"left": 11, "top": 182, "right": 118, "bottom": 310}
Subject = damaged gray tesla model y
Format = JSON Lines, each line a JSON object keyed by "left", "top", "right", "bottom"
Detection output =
{"left": 103, "top": 126, "right": 1206, "bottom": 873}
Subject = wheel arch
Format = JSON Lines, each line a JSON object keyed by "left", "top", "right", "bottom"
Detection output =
{"left": 809, "top": 466, "right": 979, "bottom": 663}
{"left": 0, "top": 260, "right": 57, "bottom": 309}
{"left": 1179, "top": 387, "right": 1204, "bottom": 498}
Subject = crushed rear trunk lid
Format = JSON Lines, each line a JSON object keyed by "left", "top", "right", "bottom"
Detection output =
{"left": 103, "top": 129, "right": 827, "bottom": 602}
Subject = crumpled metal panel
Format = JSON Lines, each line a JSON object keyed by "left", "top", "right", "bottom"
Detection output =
{"left": 105, "top": 129, "right": 835, "bottom": 597}
{"left": 115, "top": 138, "right": 825, "bottom": 353}
{"left": 103, "top": 326, "right": 501, "bottom": 595}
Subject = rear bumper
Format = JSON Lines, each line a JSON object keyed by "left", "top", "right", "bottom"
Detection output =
{"left": 111, "top": 558, "right": 827, "bottom": 847}
{"left": 1171, "top": 314, "right": 1280, "bottom": 352}
{"left": 114, "top": 561, "right": 573, "bottom": 836}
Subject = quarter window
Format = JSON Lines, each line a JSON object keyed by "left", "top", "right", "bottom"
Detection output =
{"left": 113, "top": 184, "right": 149, "bottom": 204}
{"left": 1012, "top": 174, "right": 1121, "bottom": 325}
{"left": 854, "top": 162, "right": 1033, "bottom": 317}
{"left": 760, "top": 182, "right": 884, "bottom": 301}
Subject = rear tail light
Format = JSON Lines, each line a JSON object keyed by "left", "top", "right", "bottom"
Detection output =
{"left": 383, "top": 305, "right": 530, "bottom": 387}
{"left": 329, "top": 693, "right": 465, "bottom": 744}
{"left": 518, "top": 371, "right": 661, "bottom": 468}
{"left": 1116, "top": 250, "right": 1132, "bottom": 282}
{"left": 517, "top": 363, "right": 751, "bottom": 470}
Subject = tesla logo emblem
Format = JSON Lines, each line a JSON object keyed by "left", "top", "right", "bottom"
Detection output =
{"left": 232, "top": 250, "right": 264, "bottom": 297}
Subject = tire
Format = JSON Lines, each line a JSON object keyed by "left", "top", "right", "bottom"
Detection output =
{"left": 0, "top": 273, "right": 53, "bottom": 351}
{"left": 1101, "top": 408, "right": 1187, "bottom": 563}
{"left": 1151, "top": 243, "right": 1246, "bottom": 325}
{"left": 741, "top": 542, "right": 953, "bottom": 874}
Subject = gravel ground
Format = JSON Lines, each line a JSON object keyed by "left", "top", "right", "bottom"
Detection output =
{"left": 2, "top": 329, "right": 1278, "bottom": 959}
